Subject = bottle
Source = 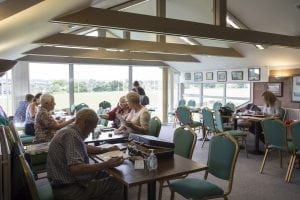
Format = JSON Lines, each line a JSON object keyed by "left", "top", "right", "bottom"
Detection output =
{"left": 147, "top": 149, "right": 158, "bottom": 171}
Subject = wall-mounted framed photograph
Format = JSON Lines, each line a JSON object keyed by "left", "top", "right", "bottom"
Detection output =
{"left": 184, "top": 72, "right": 192, "bottom": 81}
{"left": 265, "top": 82, "right": 283, "bottom": 97}
{"left": 217, "top": 71, "right": 227, "bottom": 82}
{"left": 194, "top": 72, "right": 203, "bottom": 82}
{"left": 231, "top": 71, "right": 243, "bottom": 80}
{"left": 206, "top": 72, "right": 213, "bottom": 80}
{"left": 292, "top": 76, "right": 300, "bottom": 102}
{"left": 248, "top": 68, "right": 260, "bottom": 81}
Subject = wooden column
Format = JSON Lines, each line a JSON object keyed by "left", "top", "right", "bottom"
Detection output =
{"left": 213, "top": 0, "right": 227, "bottom": 27}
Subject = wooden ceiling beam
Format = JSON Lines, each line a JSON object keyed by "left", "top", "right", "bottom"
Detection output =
{"left": 52, "top": 7, "right": 300, "bottom": 48}
{"left": 24, "top": 46, "right": 200, "bottom": 62}
{"left": 108, "top": 0, "right": 148, "bottom": 10}
{"left": 36, "top": 33, "right": 242, "bottom": 57}
{"left": 0, "top": 0, "right": 43, "bottom": 20}
{"left": 18, "top": 55, "right": 168, "bottom": 66}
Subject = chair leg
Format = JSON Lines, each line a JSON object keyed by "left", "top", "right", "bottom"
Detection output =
{"left": 158, "top": 180, "right": 164, "bottom": 200}
{"left": 137, "top": 185, "right": 142, "bottom": 200}
{"left": 170, "top": 190, "right": 175, "bottom": 200}
{"left": 287, "top": 155, "right": 296, "bottom": 182}
{"left": 243, "top": 137, "right": 248, "bottom": 158}
{"left": 260, "top": 148, "right": 270, "bottom": 173}
{"left": 224, "top": 196, "right": 228, "bottom": 200}
{"left": 279, "top": 150, "right": 283, "bottom": 168}
{"left": 285, "top": 154, "right": 295, "bottom": 182}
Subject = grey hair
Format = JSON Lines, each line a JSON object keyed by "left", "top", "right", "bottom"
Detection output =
{"left": 126, "top": 91, "right": 140, "bottom": 104}
{"left": 75, "top": 108, "right": 98, "bottom": 124}
{"left": 40, "top": 93, "right": 54, "bottom": 106}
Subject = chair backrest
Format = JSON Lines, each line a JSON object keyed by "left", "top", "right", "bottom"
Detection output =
{"left": 213, "top": 102, "right": 222, "bottom": 110}
{"left": 18, "top": 154, "right": 40, "bottom": 200}
{"left": 187, "top": 99, "right": 196, "bottom": 108}
{"left": 99, "top": 101, "right": 112, "bottom": 110}
{"left": 70, "top": 104, "right": 76, "bottom": 115}
{"left": 97, "top": 108, "right": 109, "bottom": 127}
{"left": 173, "top": 126, "right": 197, "bottom": 159}
{"left": 224, "top": 102, "right": 235, "bottom": 111}
{"left": 178, "top": 99, "right": 186, "bottom": 107}
{"left": 175, "top": 106, "right": 192, "bottom": 125}
{"left": 278, "top": 107, "right": 286, "bottom": 121}
{"left": 148, "top": 116, "right": 162, "bottom": 137}
{"left": 214, "top": 110, "right": 224, "bottom": 133}
{"left": 75, "top": 103, "right": 89, "bottom": 113}
{"left": 202, "top": 108, "right": 216, "bottom": 132}
{"left": 261, "top": 119, "right": 287, "bottom": 150}
{"left": 290, "top": 121, "right": 300, "bottom": 152}
{"left": 207, "top": 133, "right": 239, "bottom": 192}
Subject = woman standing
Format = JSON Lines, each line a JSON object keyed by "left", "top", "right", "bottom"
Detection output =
{"left": 24, "top": 93, "right": 42, "bottom": 136}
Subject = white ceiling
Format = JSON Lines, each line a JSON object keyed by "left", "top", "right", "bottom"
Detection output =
{"left": 0, "top": 0, "right": 300, "bottom": 71}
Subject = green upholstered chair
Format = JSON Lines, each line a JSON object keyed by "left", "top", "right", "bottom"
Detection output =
{"left": 97, "top": 108, "right": 109, "bottom": 127}
{"left": 260, "top": 119, "right": 293, "bottom": 176}
{"left": 18, "top": 154, "right": 54, "bottom": 200}
{"left": 278, "top": 107, "right": 286, "bottom": 121}
{"left": 201, "top": 108, "right": 216, "bottom": 147}
{"left": 148, "top": 116, "right": 162, "bottom": 137}
{"left": 286, "top": 121, "right": 300, "bottom": 182}
{"left": 169, "top": 133, "right": 239, "bottom": 200}
{"left": 70, "top": 104, "right": 76, "bottom": 115}
{"left": 212, "top": 102, "right": 222, "bottom": 110}
{"left": 175, "top": 106, "right": 202, "bottom": 131}
{"left": 224, "top": 102, "right": 236, "bottom": 112}
{"left": 187, "top": 99, "right": 196, "bottom": 108}
{"left": 75, "top": 103, "right": 89, "bottom": 113}
{"left": 99, "top": 100, "right": 112, "bottom": 110}
{"left": 214, "top": 110, "right": 248, "bottom": 157}
{"left": 178, "top": 99, "right": 186, "bottom": 107}
{"left": 138, "top": 126, "right": 197, "bottom": 200}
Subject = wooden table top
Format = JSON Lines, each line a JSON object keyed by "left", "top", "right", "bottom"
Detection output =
{"left": 101, "top": 154, "right": 207, "bottom": 187}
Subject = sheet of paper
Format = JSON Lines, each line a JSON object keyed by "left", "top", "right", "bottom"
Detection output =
{"left": 134, "top": 159, "right": 145, "bottom": 170}
{"left": 96, "top": 150, "right": 129, "bottom": 161}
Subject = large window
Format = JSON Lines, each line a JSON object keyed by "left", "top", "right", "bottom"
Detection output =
{"left": 183, "top": 83, "right": 201, "bottom": 107}
{"left": 29, "top": 63, "right": 69, "bottom": 110}
{"left": 0, "top": 71, "right": 12, "bottom": 115}
{"left": 132, "top": 67, "right": 163, "bottom": 119}
{"left": 74, "top": 65, "right": 129, "bottom": 110}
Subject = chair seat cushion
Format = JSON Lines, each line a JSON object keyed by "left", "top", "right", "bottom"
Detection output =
{"left": 269, "top": 141, "right": 294, "bottom": 151}
{"left": 38, "top": 183, "right": 54, "bottom": 200}
{"left": 20, "top": 135, "right": 35, "bottom": 144}
{"left": 169, "top": 178, "right": 224, "bottom": 199}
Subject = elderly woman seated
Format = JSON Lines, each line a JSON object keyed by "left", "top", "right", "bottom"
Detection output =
{"left": 34, "top": 93, "right": 75, "bottom": 143}
{"left": 114, "top": 91, "right": 150, "bottom": 136}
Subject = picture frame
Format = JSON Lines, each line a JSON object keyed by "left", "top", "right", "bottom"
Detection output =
{"left": 265, "top": 82, "right": 283, "bottom": 97}
{"left": 206, "top": 72, "right": 213, "bottom": 80}
{"left": 217, "top": 71, "right": 227, "bottom": 82}
{"left": 184, "top": 72, "right": 192, "bottom": 81}
{"left": 248, "top": 68, "right": 260, "bottom": 81}
{"left": 231, "top": 71, "right": 243, "bottom": 81}
{"left": 292, "top": 76, "right": 300, "bottom": 102}
{"left": 194, "top": 72, "right": 203, "bottom": 82}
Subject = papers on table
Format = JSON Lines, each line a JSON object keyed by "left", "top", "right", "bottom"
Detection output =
{"left": 95, "top": 150, "right": 130, "bottom": 161}
{"left": 25, "top": 142, "right": 50, "bottom": 155}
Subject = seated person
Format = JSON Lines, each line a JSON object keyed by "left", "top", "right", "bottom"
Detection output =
{"left": 34, "top": 93, "right": 75, "bottom": 143}
{"left": 47, "top": 108, "right": 124, "bottom": 200}
{"left": 115, "top": 91, "right": 150, "bottom": 135}
{"left": 261, "top": 91, "right": 281, "bottom": 116}
{"left": 99, "top": 96, "right": 130, "bottom": 128}
{"left": 14, "top": 93, "right": 34, "bottom": 123}
{"left": 24, "top": 93, "right": 42, "bottom": 136}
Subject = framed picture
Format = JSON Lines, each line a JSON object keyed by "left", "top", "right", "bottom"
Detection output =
{"left": 184, "top": 72, "right": 191, "bottom": 81}
{"left": 248, "top": 68, "right": 260, "bottom": 81}
{"left": 265, "top": 82, "right": 283, "bottom": 97}
{"left": 194, "top": 72, "right": 203, "bottom": 82}
{"left": 206, "top": 72, "right": 213, "bottom": 80}
{"left": 292, "top": 76, "right": 300, "bottom": 102}
{"left": 217, "top": 71, "right": 227, "bottom": 82}
{"left": 231, "top": 71, "right": 243, "bottom": 81}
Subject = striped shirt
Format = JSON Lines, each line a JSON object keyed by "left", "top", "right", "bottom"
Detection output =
{"left": 47, "top": 124, "right": 91, "bottom": 185}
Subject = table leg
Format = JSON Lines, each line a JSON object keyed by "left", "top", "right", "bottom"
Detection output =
{"left": 147, "top": 181, "right": 156, "bottom": 200}
{"left": 248, "top": 121, "right": 264, "bottom": 155}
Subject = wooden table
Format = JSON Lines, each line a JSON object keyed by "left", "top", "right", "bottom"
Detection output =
{"left": 98, "top": 154, "right": 207, "bottom": 200}
{"left": 233, "top": 115, "right": 271, "bottom": 155}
